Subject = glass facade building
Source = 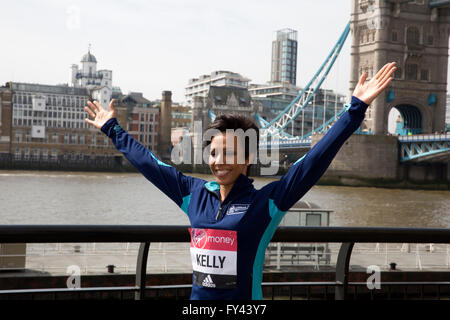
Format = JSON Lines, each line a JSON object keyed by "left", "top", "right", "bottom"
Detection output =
{"left": 271, "top": 28, "right": 298, "bottom": 85}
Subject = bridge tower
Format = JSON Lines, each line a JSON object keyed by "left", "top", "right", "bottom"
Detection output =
{"left": 350, "top": 0, "right": 450, "bottom": 135}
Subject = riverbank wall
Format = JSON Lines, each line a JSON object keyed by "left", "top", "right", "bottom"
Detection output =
{"left": 310, "top": 134, "right": 450, "bottom": 190}
{"left": 0, "top": 133, "right": 449, "bottom": 190}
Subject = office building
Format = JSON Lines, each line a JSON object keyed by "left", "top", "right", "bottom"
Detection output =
{"left": 271, "top": 28, "right": 298, "bottom": 85}
{"left": 185, "top": 71, "right": 250, "bottom": 106}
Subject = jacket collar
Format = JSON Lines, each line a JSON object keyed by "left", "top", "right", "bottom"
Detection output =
{"left": 204, "top": 174, "right": 254, "bottom": 197}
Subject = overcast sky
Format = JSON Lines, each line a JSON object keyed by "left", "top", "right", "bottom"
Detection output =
{"left": 2, "top": 0, "right": 449, "bottom": 119}
{"left": 1, "top": 0, "right": 354, "bottom": 103}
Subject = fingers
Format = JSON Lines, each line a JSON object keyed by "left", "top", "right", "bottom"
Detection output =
{"left": 87, "top": 101, "right": 99, "bottom": 114}
{"left": 380, "top": 62, "right": 396, "bottom": 81}
{"left": 84, "top": 106, "right": 96, "bottom": 118}
{"left": 358, "top": 72, "right": 368, "bottom": 86}
{"left": 377, "top": 69, "right": 395, "bottom": 90}
{"left": 376, "top": 62, "right": 396, "bottom": 81}
{"left": 109, "top": 99, "right": 115, "bottom": 111}
{"left": 377, "top": 64, "right": 396, "bottom": 88}
{"left": 372, "top": 78, "right": 393, "bottom": 100}
{"left": 93, "top": 100, "right": 104, "bottom": 112}
{"left": 374, "top": 62, "right": 392, "bottom": 80}
{"left": 84, "top": 118, "right": 96, "bottom": 127}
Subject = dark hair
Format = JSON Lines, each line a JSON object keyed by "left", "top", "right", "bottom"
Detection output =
{"left": 205, "top": 114, "right": 259, "bottom": 176}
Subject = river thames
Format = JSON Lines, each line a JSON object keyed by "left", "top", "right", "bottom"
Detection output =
{"left": 1, "top": 170, "right": 449, "bottom": 228}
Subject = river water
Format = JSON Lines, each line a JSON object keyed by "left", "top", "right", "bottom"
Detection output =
{"left": 1, "top": 170, "right": 449, "bottom": 228}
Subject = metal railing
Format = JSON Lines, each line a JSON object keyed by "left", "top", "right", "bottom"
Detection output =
{"left": 1, "top": 225, "right": 450, "bottom": 300}
{"left": 398, "top": 133, "right": 450, "bottom": 143}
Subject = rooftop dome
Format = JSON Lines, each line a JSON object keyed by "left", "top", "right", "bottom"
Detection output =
{"left": 81, "top": 51, "right": 97, "bottom": 63}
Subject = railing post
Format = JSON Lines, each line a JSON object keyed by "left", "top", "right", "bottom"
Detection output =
{"left": 135, "top": 242, "right": 151, "bottom": 300}
{"left": 335, "top": 242, "right": 354, "bottom": 300}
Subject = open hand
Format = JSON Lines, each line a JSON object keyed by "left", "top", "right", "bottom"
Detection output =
{"left": 352, "top": 62, "right": 397, "bottom": 105}
{"left": 84, "top": 99, "right": 117, "bottom": 129}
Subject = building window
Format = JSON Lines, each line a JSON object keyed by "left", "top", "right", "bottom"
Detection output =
{"left": 394, "top": 67, "right": 402, "bottom": 79}
{"left": 306, "top": 213, "right": 321, "bottom": 226}
{"left": 406, "top": 64, "right": 418, "bottom": 80}
{"left": 15, "top": 131, "right": 22, "bottom": 143}
{"left": 64, "top": 133, "right": 69, "bottom": 144}
{"left": 52, "top": 132, "right": 58, "bottom": 144}
{"left": 420, "top": 69, "right": 429, "bottom": 81}
{"left": 14, "top": 148, "right": 21, "bottom": 160}
{"left": 71, "top": 133, "right": 78, "bottom": 144}
{"left": 51, "top": 149, "right": 58, "bottom": 161}
{"left": 392, "top": 30, "right": 398, "bottom": 42}
{"left": 32, "top": 148, "right": 40, "bottom": 161}
{"left": 24, "top": 148, "right": 30, "bottom": 160}
{"left": 42, "top": 149, "right": 48, "bottom": 160}
{"left": 406, "top": 26, "right": 420, "bottom": 46}
{"left": 80, "top": 134, "right": 85, "bottom": 145}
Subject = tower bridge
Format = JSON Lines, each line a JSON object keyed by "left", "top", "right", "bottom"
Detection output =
{"left": 350, "top": 0, "right": 450, "bottom": 136}
{"left": 197, "top": 1, "right": 450, "bottom": 183}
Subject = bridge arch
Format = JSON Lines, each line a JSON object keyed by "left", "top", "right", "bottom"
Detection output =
{"left": 386, "top": 99, "right": 431, "bottom": 135}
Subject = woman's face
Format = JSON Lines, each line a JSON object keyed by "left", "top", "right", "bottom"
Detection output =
{"left": 209, "top": 132, "right": 249, "bottom": 187}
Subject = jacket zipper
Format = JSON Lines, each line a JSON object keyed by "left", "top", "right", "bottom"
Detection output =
{"left": 205, "top": 189, "right": 225, "bottom": 221}
{"left": 205, "top": 178, "right": 252, "bottom": 221}
{"left": 215, "top": 206, "right": 223, "bottom": 221}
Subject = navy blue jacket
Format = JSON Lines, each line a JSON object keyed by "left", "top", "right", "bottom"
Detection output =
{"left": 101, "top": 96, "right": 368, "bottom": 300}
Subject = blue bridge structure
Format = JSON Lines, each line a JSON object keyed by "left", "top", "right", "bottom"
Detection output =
{"left": 205, "top": 1, "right": 450, "bottom": 165}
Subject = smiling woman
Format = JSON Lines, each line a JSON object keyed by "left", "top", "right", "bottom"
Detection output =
{"left": 85, "top": 62, "right": 397, "bottom": 300}
{"left": 204, "top": 114, "right": 259, "bottom": 202}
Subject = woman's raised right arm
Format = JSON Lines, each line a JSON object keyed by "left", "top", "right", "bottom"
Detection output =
{"left": 84, "top": 100, "right": 205, "bottom": 215}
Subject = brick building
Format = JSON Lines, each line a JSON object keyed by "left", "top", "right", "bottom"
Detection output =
{"left": 115, "top": 92, "right": 159, "bottom": 152}
{"left": 0, "top": 48, "right": 168, "bottom": 169}
{"left": 0, "top": 81, "right": 128, "bottom": 164}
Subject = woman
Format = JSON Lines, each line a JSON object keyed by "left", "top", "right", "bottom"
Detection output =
{"left": 85, "top": 62, "right": 396, "bottom": 300}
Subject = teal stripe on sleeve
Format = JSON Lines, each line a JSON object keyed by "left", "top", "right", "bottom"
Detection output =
{"left": 181, "top": 194, "right": 191, "bottom": 215}
{"left": 251, "top": 199, "right": 286, "bottom": 300}
{"left": 148, "top": 150, "right": 171, "bottom": 167}
{"left": 293, "top": 154, "right": 306, "bottom": 165}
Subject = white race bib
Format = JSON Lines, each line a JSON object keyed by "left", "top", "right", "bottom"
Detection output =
{"left": 189, "top": 228, "right": 237, "bottom": 289}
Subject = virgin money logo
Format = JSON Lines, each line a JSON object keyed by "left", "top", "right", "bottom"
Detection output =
{"left": 191, "top": 228, "right": 207, "bottom": 249}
